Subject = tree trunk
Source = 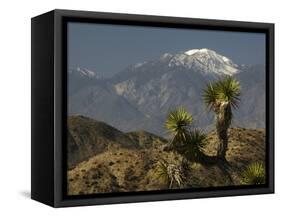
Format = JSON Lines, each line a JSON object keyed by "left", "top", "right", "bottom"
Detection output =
{"left": 217, "top": 128, "right": 228, "bottom": 160}
{"left": 216, "top": 103, "right": 231, "bottom": 161}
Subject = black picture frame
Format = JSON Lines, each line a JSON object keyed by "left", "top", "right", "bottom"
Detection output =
{"left": 31, "top": 9, "right": 274, "bottom": 207}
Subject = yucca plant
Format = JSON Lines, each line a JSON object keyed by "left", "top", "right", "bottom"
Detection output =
{"left": 165, "top": 107, "right": 193, "bottom": 150}
{"left": 184, "top": 129, "right": 207, "bottom": 162}
{"left": 202, "top": 76, "right": 241, "bottom": 160}
{"left": 155, "top": 159, "right": 185, "bottom": 189}
{"left": 242, "top": 162, "right": 266, "bottom": 185}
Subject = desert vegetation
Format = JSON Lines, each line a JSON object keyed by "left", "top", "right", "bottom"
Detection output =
{"left": 67, "top": 76, "right": 266, "bottom": 195}
{"left": 203, "top": 76, "right": 241, "bottom": 160}
{"left": 241, "top": 162, "right": 266, "bottom": 185}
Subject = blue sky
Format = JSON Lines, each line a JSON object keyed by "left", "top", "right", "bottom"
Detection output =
{"left": 68, "top": 22, "right": 266, "bottom": 77}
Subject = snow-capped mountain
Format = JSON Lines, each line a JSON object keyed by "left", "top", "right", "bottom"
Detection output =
{"left": 69, "top": 67, "right": 100, "bottom": 79}
{"left": 144, "top": 48, "right": 239, "bottom": 77}
{"left": 168, "top": 48, "right": 239, "bottom": 76}
{"left": 68, "top": 49, "right": 265, "bottom": 136}
{"left": 68, "top": 67, "right": 102, "bottom": 95}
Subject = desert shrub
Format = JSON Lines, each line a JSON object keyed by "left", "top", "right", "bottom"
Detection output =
{"left": 124, "top": 167, "right": 135, "bottom": 182}
{"left": 184, "top": 129, "right": 207, "bottom": 161}
{"left": 154, "top": 159, "right": 185, "bottom": 189}
{"left": 241, "top": 162, "right": 266, "bottom": 185}
{"left": 165, "top": 108, "right": 208, "bottom": 163}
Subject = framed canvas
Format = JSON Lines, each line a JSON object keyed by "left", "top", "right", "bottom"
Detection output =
{"left": 31, "top": 9, "right": 274, "bottom": 207}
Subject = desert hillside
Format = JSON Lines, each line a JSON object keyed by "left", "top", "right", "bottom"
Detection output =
{"left": 68, "top": 115, "right": 141, "bottom": 169}
{"left": 67, "top": 115, "right": 265, "bottom": 195}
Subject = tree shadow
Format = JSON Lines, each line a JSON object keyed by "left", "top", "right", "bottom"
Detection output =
{"left": 217, "top": 159, "right": 234, "bottom": 184}
{"left": 196, "top": 154, "right": 234, "bottom": 184}
{"left": 198, "top": 153, "right": 217, "bottom": 166}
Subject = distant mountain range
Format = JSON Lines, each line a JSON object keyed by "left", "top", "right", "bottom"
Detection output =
{"left": 68, "top": 48, "right": 265, "bottom": 137}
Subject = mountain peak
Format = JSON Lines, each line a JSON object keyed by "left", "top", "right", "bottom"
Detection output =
{"left": 184, "top": 48, "right": 210, "bottom": 56}
{"left": 168, "top": 48, "right": 239, "bottom": 76}
{"left": 183, "top": 48, "right": 233, "bottom": 63}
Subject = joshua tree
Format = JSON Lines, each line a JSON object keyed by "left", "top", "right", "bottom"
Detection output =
{"left": 165, "top": 107, "right": 193, "bottom": 154}
{"left": 203, "top": 76, "right": 241, "bottom": 160}
{"left": 165, "top": 107, "right": 207, "bottom": 162}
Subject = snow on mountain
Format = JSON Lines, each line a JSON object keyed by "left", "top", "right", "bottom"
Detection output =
{"left": 133, "top": 62, "right": 147, "bottom": 68}
{"left": 163, "top": 48, "right": 240, "bottom": 76}
{"left": 160, "top": 53, "right": 173, "bottom": 61}
{"left": 185, "top": 49, "right": 200, "bottom": 56}
{"left": 69, "top": 67, "right": 100, "bottom": 79}
{"left": 68, "top": 48, "right": 265, "bottom": 136}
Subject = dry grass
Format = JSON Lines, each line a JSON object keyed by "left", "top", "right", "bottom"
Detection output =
{"left": 67, "top": 128, "right": 266, "bottom": 195}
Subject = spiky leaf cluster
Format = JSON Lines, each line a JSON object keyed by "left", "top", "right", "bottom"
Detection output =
{"left": 242, "top": 162, "right": 266, "bottom": 185}
{"left": 203, "top": 76, "right": 241, "bottom": 111}
{"left": 165, "top": 107, "right": 193, "bottom": 133}
{"left": 165, "top": 107, "right": 193, "bottom": 147}
{"left": 184, "top": 129, "right": 207, "bottom": 161}
{"left": 155, "top": 159, "right": 185, "bottom": 189}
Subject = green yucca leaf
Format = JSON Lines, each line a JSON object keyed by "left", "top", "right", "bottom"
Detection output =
{"left": 155, "top": 160, "right": 169, "bottom": 184}
{"left": 242, "top": 162, "right": 266, "bottom": 185}
{"left": 202, "top": 76, "right": 241, "bottom": 110}
{"left": 184, "top": 129, "right": 207, "bottom": 160}
{"left": 186, "top": 129, "right": 207, "bottom": 152}
{"left": 202, "top": 82, "right": 219, "bottom": 110}
{"left": 165, "top": 107, "right": 193, "bottom": 134}
{"left": 165, "top": 107, "right": 193, "bottom": 148}
{"left": 216, "top": 76, "right": 241, "bottom": 109}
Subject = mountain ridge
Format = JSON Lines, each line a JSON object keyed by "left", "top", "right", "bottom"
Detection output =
{"left": 165, "top": 48, "right": 239, "bottom": 76}
{"left": 68, "top": 48, "right": 265, "bottom": 137}
{"left": 68, "top": 115, "right": 167, "bottom": 168}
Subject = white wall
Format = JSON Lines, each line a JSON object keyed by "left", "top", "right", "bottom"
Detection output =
{"left": 0, "top": 0, "right": 279, "bottom": 215}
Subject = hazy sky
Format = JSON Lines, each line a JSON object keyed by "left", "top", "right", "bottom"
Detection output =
{"left": 68, "top": 22, "right": 266, "bottom": 77}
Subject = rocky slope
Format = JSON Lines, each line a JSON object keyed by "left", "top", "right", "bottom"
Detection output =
{"left": 67, "top": 115, "right": 166, "bottom": 169}
{"left": 67, "top": 116, "right": 266, "bottom": 195}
